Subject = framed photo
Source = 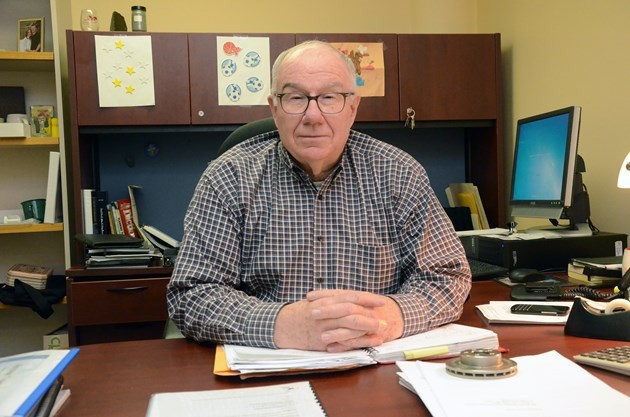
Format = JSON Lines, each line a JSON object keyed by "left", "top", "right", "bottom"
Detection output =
{"left": 17, "top": 18, "right": 45, "bottom": 52}
{"left": 30, "top": 105, "right": 54, "bottom": 137}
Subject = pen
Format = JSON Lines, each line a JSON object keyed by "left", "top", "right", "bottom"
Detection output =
{"left": 403, "top": 346, "right": 450, "bottom": 360}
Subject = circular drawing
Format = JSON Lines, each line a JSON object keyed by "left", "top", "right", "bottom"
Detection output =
{"left": 243, "top": 51, "right": 261, "bottom": 67}
{"left": 246, "top": 77, "right": 264, "bottom": 93}
{"left": 226, "top": 84, "right": 242, "bottom": 102}
{"left": 221, "top": 59, "right": 237, "bottom": 77}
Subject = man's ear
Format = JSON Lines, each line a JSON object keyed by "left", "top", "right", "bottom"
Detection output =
{"left": 349, "top": 94, "right": 361, "bottom": 120}
{"left": 267, "top": 95, "right": 280, "bottom": 125}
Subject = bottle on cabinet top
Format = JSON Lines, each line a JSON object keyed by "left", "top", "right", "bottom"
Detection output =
{"left": 131, "top": 6, "right": 147, "bottom": 32}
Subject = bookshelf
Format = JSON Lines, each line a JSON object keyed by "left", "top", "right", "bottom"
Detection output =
{"left": 0, "top": 0, "right": 72, "bottom": 356}
{"left": 0, "top": 1, "right": 71, "bottom": 277}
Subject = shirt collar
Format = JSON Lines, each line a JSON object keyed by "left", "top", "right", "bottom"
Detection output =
{"left": 276, "top": 136, "right": 348, "bottom": 185}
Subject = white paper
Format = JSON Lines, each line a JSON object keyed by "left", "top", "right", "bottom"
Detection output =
{"left": 95, "top": 35, "right": 156, "bottom": 107}
{"left": 397, "top": 350, "right": 630, "bottom": 417}
{"left": 456, "top": 228, "right": 510, "bottom": 237}
{"left": 216, "top": 36, "right": 270, "bottom": 106}
{"left": 476, "top": 301, "right": 574, "bottom": 324}
{"left": 146, "top": 381, "right": 326, "bottom": 417}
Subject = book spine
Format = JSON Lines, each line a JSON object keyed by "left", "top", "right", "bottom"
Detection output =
{"left": 112, "top": 202, "right": 124, "bottom": 235}
{"left": 93, "top": 191, "right": 110, "bottom": 235}
{"left": 117, "top": 199, "right": 138, "bottom": 237}
{"left": 106, "top": 203, "right": 116, "bottom": 234}
{"left": 81, "top": 189, "right": 95, "bottom": 234}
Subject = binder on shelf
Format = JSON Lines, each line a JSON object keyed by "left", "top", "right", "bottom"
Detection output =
{"left": 142, "top": 225, "right": 180, "bottom": 250}
{"left": 75, "top": 233, "right": 143, "bottom": 248}
{"left": 445, "top": 183, "right": 489, "bottom": 229}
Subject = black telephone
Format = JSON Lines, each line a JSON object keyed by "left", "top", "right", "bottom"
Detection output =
{"left": 511, "top": 268, "right": 630, "bottom": 302}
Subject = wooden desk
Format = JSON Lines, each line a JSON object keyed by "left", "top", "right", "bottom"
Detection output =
{"left": 58, "top": 281, "right": 628, "bottom": 417}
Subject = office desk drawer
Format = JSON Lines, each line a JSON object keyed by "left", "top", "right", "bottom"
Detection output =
{"left": 69, "top": 277, "right": 170, "bottom": 326}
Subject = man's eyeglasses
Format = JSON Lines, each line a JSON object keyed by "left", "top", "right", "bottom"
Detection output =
{"left": 275, "top": 92, "right": 354, "bottom": 114}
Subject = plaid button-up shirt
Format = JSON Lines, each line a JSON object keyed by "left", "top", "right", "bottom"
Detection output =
{"left": 167, "top": 129, "right": 471, "bottom": 348}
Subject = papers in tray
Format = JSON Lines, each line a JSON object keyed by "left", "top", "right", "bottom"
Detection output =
{"left": 216, "top": 324, "right": 499, "bottom": 378}
{"left": 397, "top": 350, "right": 630, "bottom": 417}
{"left": 0, "top": 349, "right": 79, "bottom": 417}
{"left": 476, "top": 301, "right": 575, "bottom": 324}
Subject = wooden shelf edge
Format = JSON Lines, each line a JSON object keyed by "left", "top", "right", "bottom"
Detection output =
{"left": 0, "top": 223, "right": 63, "bottom": 234}
{"left": 1, "top": 296, "right": 67, "bottom": 309}
{"left": 0, "top": 137, "right": 59, "bottom": 147}
{"left": 66, "top": 266, "right": 173, "bottom": 278}
{"left": 0, "top": 51, "right": 54, "bottom": 61}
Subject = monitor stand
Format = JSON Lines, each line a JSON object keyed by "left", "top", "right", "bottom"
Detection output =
{"left": 523, "top": 222, "right": 592, "bottom": 239}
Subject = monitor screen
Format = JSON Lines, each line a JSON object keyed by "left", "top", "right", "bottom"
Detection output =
{"left": 510, "top": 106, "right": 581, "bottom": 220}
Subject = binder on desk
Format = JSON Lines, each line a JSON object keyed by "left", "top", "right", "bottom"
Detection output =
{"left": 0, "top": 349, "right": 79, "bottom": 417}
{"left": 215, "top": 324, "right": 499, "bottom": 379}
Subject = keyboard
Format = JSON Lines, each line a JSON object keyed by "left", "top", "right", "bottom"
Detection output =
{"left": 467, "top": 258, "right": 509, "bottom": 280}
{"left": 573, "top": 346, "right": 630, "bottom": 376}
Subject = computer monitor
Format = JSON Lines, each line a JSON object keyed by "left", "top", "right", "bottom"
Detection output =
{"left": 509, "top": 106, "right": 591, "bottom": 235}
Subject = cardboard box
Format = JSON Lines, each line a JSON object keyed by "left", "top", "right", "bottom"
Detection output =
{"left": 43, "top": 325, "right": 69, "bottom": 350}
{"left": 0, "top": 122, "right": 30, "bottom": 137}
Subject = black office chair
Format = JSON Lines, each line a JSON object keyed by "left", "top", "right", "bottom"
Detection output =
{"left": 217, "top": 117, "right": 277, "bottom": 156}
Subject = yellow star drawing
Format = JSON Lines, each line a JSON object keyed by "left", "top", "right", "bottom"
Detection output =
{"left": 126, "top": 85, "right": 135, "bottom": 94}
{"left": 112, "top": 78, "right": 122, "bottom": 87}
{"left": 126, "top": 67, "right": 136, "bottom": 76}
{"left": 115, "top": 40, "right": 125, "bottom": 49}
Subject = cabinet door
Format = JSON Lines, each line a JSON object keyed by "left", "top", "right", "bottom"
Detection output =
{"left": 398, "top": 34, "right": 500, "bottom": 121}
{"left": 189, "top": 33, "right": 295, "bottom": 124}
{"left": 295, "top": 34, "right": 400, "bottom": 122}
{"left": 71, "top": 31, "right": 190, "bottom": 125}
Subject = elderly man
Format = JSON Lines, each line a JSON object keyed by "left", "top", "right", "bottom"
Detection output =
{"left": 167, "top": 40, "right": 471, "bottom": 352}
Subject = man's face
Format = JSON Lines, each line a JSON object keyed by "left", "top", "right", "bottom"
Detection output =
{"left": 268, "top": 47, "right": 360, "bottom": 179}
{"left": 31, "top": 25, "right": 38, "bottom": 34}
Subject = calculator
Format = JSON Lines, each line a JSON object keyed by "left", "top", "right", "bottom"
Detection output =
{"left": 573, "top": 346, "right": 630, "bottom": 376}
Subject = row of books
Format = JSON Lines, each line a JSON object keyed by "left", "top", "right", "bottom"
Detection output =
{"left": 81, "top": 189, "right": 137, "bottom": 237}
{"left": 79, "top": 185, "right": 180, "bottom": 268}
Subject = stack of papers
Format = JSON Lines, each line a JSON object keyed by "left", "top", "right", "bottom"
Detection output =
{"left": 476, "top": 301, "right": 574, "bottom": 324}
{"left": 217, "top": 324, "right": 499, "bottom": 378}
{"left": 146, "top": 381, "right": 327, "bottom": 417}
{"left": 396, "top": 350, "right": 630, "bottom": 417}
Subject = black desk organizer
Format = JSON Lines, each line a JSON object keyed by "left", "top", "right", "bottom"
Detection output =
{"left": 564, "top": 298, "right": 630, "bottom": 341}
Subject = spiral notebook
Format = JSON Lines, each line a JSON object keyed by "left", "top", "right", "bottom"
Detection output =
{"left": 145, "top": 381, "right": 327, "bottom": 417}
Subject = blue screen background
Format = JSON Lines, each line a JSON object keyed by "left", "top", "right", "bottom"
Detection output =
{"left": 512, "top": 113, "right": 570, "bottom": 201}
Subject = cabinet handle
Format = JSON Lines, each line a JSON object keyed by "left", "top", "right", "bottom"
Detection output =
{"left": 106, "top": 286, "right": 149, "bottom": 293}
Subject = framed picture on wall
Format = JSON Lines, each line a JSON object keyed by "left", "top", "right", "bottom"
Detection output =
{"left": 17, "top": 17, "right": 45, "bottom": 52}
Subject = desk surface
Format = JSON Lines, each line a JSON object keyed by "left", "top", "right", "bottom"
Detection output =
{"left": 57, "top": 281, "right": 628, "bottom": 417}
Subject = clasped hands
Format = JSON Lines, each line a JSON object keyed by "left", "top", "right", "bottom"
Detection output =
{"left": 273, "top": 289, "right": 403, "bottom": 352}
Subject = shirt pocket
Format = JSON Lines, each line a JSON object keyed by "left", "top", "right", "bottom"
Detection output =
{"left": 337, "top": 242, "right": 398, "bottom": 294}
